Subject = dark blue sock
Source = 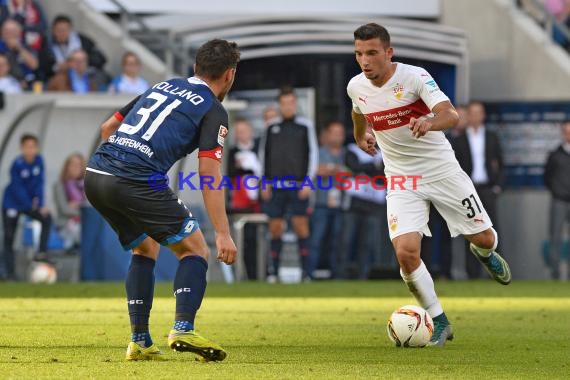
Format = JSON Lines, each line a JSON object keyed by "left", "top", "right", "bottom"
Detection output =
{"left": 270, "top": 239, "right": 282, "bottom": 275}
{"left": 173, "top": 255, "right": 208, "bottom": 331}
{"left": 125, "top": 255, "right": 155, "bottom": 347}
{"left": 298, "top": 237, "right": 309, "bottom": 274}
{"left": 131, "top": 331, "right": 153, "bottom": 347}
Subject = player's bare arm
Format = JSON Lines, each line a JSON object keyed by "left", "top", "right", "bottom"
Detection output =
{"left": 409, "top": 101, "right": 459, "bottom": 138}
{"left": 100, "top": 115, "right": 121, "bottom": 141}
{"left": 101, "top": 95, "right": 142, "bottom": 141}
{"left": 198, "top": 156, "right": 237, "bottom": 265}
{"left": 352, "top": 109, "right": 377, "bottom": 156}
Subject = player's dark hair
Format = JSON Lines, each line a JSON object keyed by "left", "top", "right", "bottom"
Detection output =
{"left": 353, "top": 23, "right": 391, "bottom": 47}
{"left": 20, "top": 134, "right": 38, "bottom": 145}
{"left": 277, "top": 85, "right": 296, "bottom": 100}
{"left": 53, "top": 14, "right": 72, "bottom": 26}
{"left": 194, "top": 39, "right": 240, "bottom": 80}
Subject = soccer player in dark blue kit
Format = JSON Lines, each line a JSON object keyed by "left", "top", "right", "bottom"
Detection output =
{"left": 84, "top": 39, "right": 240, "bottom": 361}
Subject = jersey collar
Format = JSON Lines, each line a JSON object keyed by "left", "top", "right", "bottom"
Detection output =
{"left": 188, "top": 76, "right": 210, "bottom": 88}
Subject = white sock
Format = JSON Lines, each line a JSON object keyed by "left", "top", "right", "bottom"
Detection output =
{"left": 400, "top": 260, "right": 443, "bottom": 318}
{"left": 472, "top": 228, "right": 498, "bottom": 258}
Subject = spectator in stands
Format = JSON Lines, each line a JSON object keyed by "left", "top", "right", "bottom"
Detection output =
{"left": 452, "top": 101, "right": 504, "bottom": 279}
{"left": 260, "top": 86, "right": 318, "bottom": 282}
{"left": 341, "top": 141, "right": 391, "bottom": 279}
{"left": 0, "top": 0, "right": 47, "bottom": 53}
{"left": 544, "top": 0, "right": 570, "bottom": 22}
{"left": 108, "top": 51, "right": 149, "bottom": 95}
{"left": 0, "top": 18, "right": 38, "bottom": 87}
{"left": 228, "top": 118, "right": 261, "bottom": 212}
{"left": 1, "top": 134, "right": 52, "bottom": 280}
{"left": 307, "top": 121, "right": 346, "bottom": 279}
{"left": 544, "top": 121, "right": 570, "bottom": 281}
{"left": 0, "top": 52, "right": 22, "bottom": 92}
{"left": 47, "top": 48, "right": 107, "bottom": 92}
{"left": 227, "top": 118, "right": 261, "bottom": 279}
{"left": 53, "top": 152, "right": 86, "bottom": 252}
{"left": 50, "top": 14, "right": 106, "bottom": 72}
{"left": 262, "top": 105, "right": 279, "bottom": 127}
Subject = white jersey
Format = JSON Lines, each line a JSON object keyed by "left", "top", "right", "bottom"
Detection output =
{"left": 347, "top": 63, "right": 461, "bottom": 183}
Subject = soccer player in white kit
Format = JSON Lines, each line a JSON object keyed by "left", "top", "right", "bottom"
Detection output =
{"left": 347, "top": 23, "right": 512, "bottom": 346}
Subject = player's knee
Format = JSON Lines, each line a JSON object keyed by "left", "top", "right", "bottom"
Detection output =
{"left": 470, "top": 228, "right": 496, "bottom": 250}
{"left": 395, "top": 246, "right": 420, "bottom": 266}
{"left": 132, "top": 239, "right": 160, "bottom": 259}
{"left": 291, "top": 218, "right": 309, "bottom": 238}
{"left": 269, "top": 220, "right": 284, "bottom": 238}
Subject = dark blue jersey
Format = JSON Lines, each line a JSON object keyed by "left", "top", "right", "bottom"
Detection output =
{"left": 88, "top": 77, "right": 228, "bottom": 181}
{"left": 2, "top": 155, "right": 45, "bottom": 211}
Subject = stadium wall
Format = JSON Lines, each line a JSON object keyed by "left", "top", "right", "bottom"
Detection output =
{"left": 441, "top": 0, "right": 570, "bottom": 101}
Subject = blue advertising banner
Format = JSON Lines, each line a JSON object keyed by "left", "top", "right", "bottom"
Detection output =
{"left": 484, "top": 102, "right": 570, "bottom": 188}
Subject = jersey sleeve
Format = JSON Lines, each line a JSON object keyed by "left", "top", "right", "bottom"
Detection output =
{"left": 197, "top": 101, "right": 229, "bottom": 162}
{"left": 346, "top": 82, "right": 363, "bottom": 114}
{"left": 414, "top": 68, "right": 450, "bottom": 110}
{"left": 114, "top": 95, "right": 141, "bottom": 121}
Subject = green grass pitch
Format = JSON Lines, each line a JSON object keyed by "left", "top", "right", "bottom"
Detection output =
{"left": 0, "top": 281, "right": 569, "bottom": 379}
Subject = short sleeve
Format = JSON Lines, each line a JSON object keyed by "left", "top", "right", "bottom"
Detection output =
{"left": 197, "top": 101, "right": 229, "bottom": 162}
{"left": 346, "top": 82, "right": 363, "bottom": 114}
{"left": 114, "top": 95, "right": 141, "bottom": 121}
{"left": 414, "top": 68, "right": 449, "bottom": 110}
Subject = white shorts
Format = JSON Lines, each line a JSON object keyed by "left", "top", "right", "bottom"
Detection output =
{"left": 386, "top": 170, "right": 493, "bottom": 240}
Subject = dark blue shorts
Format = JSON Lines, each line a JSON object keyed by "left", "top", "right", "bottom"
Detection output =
{"left": 263, "top": 188, "right": 309, "bottom": 218}
{"left": 84, "top": 171, "right": 199, "bottom": 250}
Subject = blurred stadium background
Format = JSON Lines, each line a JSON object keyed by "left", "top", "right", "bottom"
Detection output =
{"left": 1, "top": 0, "right": 569, "bottom": 283}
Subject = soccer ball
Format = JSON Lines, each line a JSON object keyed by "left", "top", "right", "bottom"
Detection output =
{"left": 29, "top": 262, "right": 57, "bottom": 284}
{"left": 387, "top": 305, "right": 434, "bottom": 347}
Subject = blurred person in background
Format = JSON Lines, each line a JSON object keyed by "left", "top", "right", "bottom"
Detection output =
{"left": 341, "top": 140, "right": 389, "bottom": 279}
{"left": 47, "top": 48, "right": 107, "bottom": 92}
{"left": 54, "top": 152, "right": 86, "bottom": 252}
{"left": 0, "top": 18, "right": 38, "bottom": 87}
{"left": 260, "top": 86, "right": 318, "bottom": 282}
{"left": 544, "top": 121, "right": 570, "bottom": 281}
{"left": 0, "top": 52, "right": 22, "bottom": 92}
{"left": 307, "top": 121, "right": 346, "bottom": 280}
{"left": 452, "top": 101, "right": 504, "bottom": 279}
{"left": 108, "top": 51, "right": 149, "bottom": 95}
{"left": 227, "top": 118, "right": 261, "bottom": 279}
{"left": 0, "top": 0, "right": 47, "bottom": 53}
{"left": 262, "top": 105, "right": 279, "bottom": 127}
{"left": 227, "top": 118, "right": 261, "bottom": 212}
{"left": 1, "top": 134, "right": 52, "bottom": 280}
{"left": 50, "top": 14, "right": 106, "bottom": 72}
{"left": 544, "top": 0, "right": 570, "bottom": 23}
{"left": 419, "top": 104, "right": 469, "bottom": 280}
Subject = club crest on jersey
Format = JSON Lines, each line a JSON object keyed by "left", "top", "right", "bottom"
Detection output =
{"left": 393, "top": 83, "right": 404, "bottom": 100}
{"left": 218, "top": 125, "right": 228, "bottom": 146}
{"left": 389, "top": 214, "right": 398, "bottom": 232}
